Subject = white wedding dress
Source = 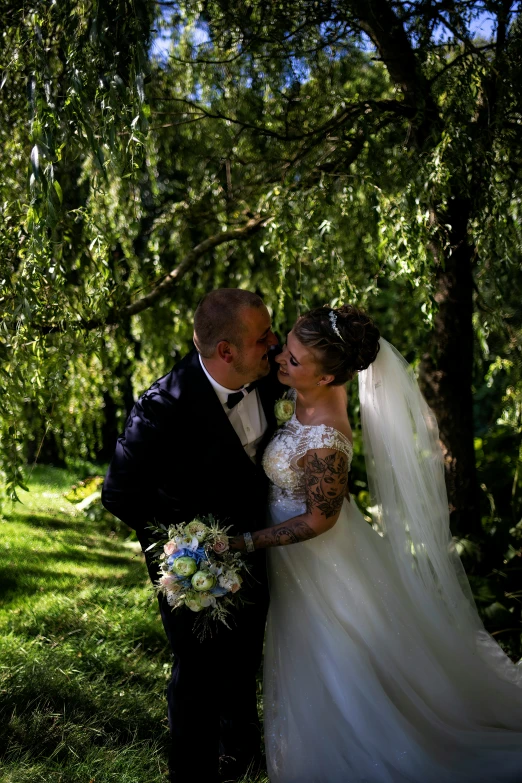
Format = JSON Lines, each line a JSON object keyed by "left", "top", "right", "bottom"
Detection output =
{"left": 262, "top": 368, "right": 522, "bottom": 783}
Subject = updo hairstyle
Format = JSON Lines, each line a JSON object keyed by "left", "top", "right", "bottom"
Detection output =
{"left": 293, "top": 304, "right": 380, "bottom": 385}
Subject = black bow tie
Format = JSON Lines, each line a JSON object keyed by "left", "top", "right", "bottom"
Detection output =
{"left": 226, "top": 383, "right": 257, "bottom": 410}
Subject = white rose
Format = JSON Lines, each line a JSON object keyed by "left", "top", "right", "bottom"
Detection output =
{"left": 198, "top": 593, "right": 217, "bottom": 608}
{"left": 184, "top": 520, "right": 209, "bottom": 543}
{"left": 184, "top": 592, "right": 205, "bottom": 612}
{"left": 191, "top": 571, "right": 217, "bottom": 592}
{"left": 274, "top": 397, "right": 295, "bottom": 426}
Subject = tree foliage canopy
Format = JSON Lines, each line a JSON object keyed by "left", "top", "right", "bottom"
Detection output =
{"left": 1, "top": 0, "right": 522, "bottom": 652}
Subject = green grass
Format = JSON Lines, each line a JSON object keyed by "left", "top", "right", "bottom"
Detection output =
{"left": 0, "top": 466, "right": 267, "bottom": 783}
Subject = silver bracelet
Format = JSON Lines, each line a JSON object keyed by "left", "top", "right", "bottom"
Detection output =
{"left": 243, "top": 531, "right": 255, "bottom": 553}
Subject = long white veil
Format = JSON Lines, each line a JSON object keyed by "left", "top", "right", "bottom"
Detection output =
{"left": 358, "top": 339, "right": 492, "bottom": 637}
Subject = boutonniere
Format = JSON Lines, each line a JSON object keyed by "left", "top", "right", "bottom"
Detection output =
{"left": 274, "top": 393, "right": 295, "bottom": 427}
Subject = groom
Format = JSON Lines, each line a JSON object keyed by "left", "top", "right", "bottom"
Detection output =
{"left": 101, "top": 289, "right": 282, "bottom": 783}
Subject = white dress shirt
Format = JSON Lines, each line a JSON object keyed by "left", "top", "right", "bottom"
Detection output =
{"left": 199, "top": 354, "right": 268, "bottom": 463}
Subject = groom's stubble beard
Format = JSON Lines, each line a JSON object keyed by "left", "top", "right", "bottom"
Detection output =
{"left": 234, "top": 348, "right": 271, "bottom": 384}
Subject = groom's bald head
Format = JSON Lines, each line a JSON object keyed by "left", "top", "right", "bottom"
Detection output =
{"left": 194, "top": 288, "right": 265, "bottom": 358}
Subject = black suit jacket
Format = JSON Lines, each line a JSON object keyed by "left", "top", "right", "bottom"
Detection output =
{"left": 102, "top": 348, "right": 283, "bottom": 538}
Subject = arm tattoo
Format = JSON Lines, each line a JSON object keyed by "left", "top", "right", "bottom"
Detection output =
{"left": 304, "top": 450, "right": 348, "bottom": 519}
{"left": 253, "top": 518, "right": 318, "bottom": 549}
{"left": 248, "top": 450, "right": 348, "bottom": 550}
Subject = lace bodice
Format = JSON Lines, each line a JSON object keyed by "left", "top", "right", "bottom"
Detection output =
{"left": 262, "top": 390, "right": 353, "bottom": 508}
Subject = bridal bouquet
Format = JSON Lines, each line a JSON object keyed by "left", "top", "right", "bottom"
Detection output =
{"left": 146, "top": 516, "right": 247, "bottom": 638}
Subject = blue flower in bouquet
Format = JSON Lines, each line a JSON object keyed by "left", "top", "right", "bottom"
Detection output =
{"left": 167, "top": 548, "right": 190, "bottom": 564}
{"left": 195, "top": 546, "right": 207, "bottom": 563}
{"left": 210, "top": 586, "right": 229, "bottom": 597}
{"left": 167, "top": 546, "right": 207, "bottom": 567}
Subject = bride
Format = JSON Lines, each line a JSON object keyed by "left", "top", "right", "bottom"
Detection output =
{"left": 230, "top": 304, "right": 522, "bottom": 783}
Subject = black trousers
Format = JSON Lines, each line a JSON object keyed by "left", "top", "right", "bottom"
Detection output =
{"left": 139, "top": 532, "right": 269, "bottom": 783}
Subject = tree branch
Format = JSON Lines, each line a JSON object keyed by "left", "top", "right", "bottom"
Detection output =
{"left": 348, "top": 0, "right": 427, "bottom": 100}
{"left": 37, "top": 216, "right": 271, "bottom": 333}
{"left": 122, "top": 215, "right": 270, "bottom": 318}
{"left": 156, "top": 96, "right": 415, "bottom": 141}
{"left": 345, "top": 0, "right": 442, "bottom": 145}
{"left": 428, "top": 44, "right": 494, "bottom": 86}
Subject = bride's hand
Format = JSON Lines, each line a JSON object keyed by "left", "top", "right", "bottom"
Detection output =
{"left": 229, "top": 535, "right": 246, "bottom": 551}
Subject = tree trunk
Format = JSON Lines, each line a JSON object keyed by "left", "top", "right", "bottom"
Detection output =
{"left": 98, "top": 315, "right": 139, "bottom": 463}
{"left": 349, "top": 0, "right": 480, "bottom": 537}
{"left": 99, "top": 369, "right": 135, "bottom": 463}
{"left": 419, "top": 197, "right": 480, "bottom": 539}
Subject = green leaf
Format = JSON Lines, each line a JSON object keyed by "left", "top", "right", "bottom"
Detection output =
{"left": 53, "top": 180, "right": 63, "bottom": 204}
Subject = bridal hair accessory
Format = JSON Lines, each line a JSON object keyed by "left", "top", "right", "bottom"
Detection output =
{"left": 329, "top": 310, "right": 344, "bottom": 341}
{"left": 243, "top": 531, "right": 255, "bottom": 553}
{"left": 145, "top": 515, "right": 249, "bottom": 639}
{"left": 274, "top": 393, "right": 295, "bottom": 426}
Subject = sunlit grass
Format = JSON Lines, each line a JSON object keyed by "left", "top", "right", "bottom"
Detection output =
{"left": 0, "top": 466, "right": 177, "bottom": 782}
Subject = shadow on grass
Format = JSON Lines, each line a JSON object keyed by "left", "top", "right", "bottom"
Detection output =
{"left": 0, "top": 554, "right": 147, "bottom": 601}
{"left": 1, "top": 599, "right": 170, "bottom": 769}
{"left": 12, "top": 509, "right": 130, "bottom": 537}
{"left": 6, "top": 607, "right": 168, "bottom": 653}
{"left": 0, "top": 690, "right": 170, "bottom": 773}
{"left": 13, "top": 512, "right": 84, "bottom": 531}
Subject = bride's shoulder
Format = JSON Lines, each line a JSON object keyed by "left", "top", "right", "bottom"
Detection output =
{"left": 317, "top": 416, "right": 353, "bottom": 444}
{"left": 294, "top": 413, "right": 353, "bottom": 470}
{"left": 303, "top": 406, "right": 353, "bottom": 445}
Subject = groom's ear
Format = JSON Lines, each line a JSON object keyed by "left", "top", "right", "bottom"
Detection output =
{"left": 216, "top": 340, "right": 235, "bottom": 364}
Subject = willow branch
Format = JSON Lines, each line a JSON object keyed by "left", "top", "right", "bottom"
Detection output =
{"left": 156, "top": 96, "right": 415, "bottom": 141}
{"left": 122, "top": 215, "right": 269, "bottom": 318}
{"left": 37, "top": 216, "right": 270, "bottom": 333}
